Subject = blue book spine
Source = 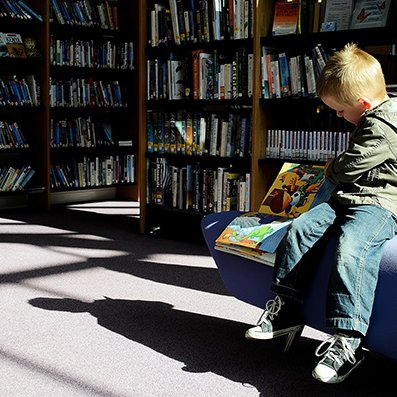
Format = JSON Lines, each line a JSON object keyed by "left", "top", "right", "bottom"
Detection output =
{"left": 17, "top": 1, "right": 43, "bottom": 21}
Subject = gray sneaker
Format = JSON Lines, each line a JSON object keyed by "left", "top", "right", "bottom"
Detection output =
{"left": 312, "top": 333, "right": 364, "bottom": 384}
{"left": 245, "top": 295, "right": 304, "bottom": 351}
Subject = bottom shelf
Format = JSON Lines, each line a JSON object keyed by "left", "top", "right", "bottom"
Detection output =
{"left": 145, "top": 204, "right": 206, "bottom": 244}
{"left": 51, "top": 187, "right": 118, "bottom": 205}
{"left": 0, "top": 192, "right": 28, "bottom": 209}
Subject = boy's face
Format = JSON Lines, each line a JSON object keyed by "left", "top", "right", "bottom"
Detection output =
{"left": 321, "top": 95, "right": 367, "bottom": 125}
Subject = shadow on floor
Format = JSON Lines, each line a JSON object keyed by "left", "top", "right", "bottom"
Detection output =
{"left": 29, "top": 296, "right": 397, "bottom": 397}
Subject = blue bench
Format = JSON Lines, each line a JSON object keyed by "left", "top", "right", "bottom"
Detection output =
{"left": 201, "top": 210, "right": 397, "bottom": 361}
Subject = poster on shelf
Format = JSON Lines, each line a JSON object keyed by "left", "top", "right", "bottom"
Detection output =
{"left": 350, "top": 0, "right": 391, "bottom": 29}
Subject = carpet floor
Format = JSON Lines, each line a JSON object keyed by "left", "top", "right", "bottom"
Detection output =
{"left": 0, "top": 202, "right": 396, "bottom": 396}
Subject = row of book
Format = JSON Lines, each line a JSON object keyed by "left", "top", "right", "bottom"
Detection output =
{"left": 149, "top": 0, "right": 254, "bottom": 47}
{"left": 0, "top": 0, "right": 42, "bottom": 21}
{"left": 147, "top": 111, "right": 252, "bottom": 158}
{"left": 261, "top": 44, "right": 330, "bottom": 99}
{"left": 49, "top": 78, "right": 125, "bottom": 108}
{"left": 266, "top": 129, "right": 351, "bottom": 162}
{"left": 148, "top": 47, "right": 253, "bottom": 100}
{"left": 0, "top": 164, "right": 35, "bottom": 192}
{"left": 146, "top": 157, "right": 251, "bottom": 213}
{"left": 50, "top": 153, "right": 135, "bottom": 189}
{"left": 50, "top": 117, "right": 114, "bottom": 148}
{"left": 0, "top": 75, "right": 40, "bottom": 107}
{"left": 0, "top": 120, "right": 28, "bottom": 149}
{"left": 50, "top": 0, "right": 118, "bottom": 29}
{"left": 50, "top": 36, "right": 134, "bottom": 70}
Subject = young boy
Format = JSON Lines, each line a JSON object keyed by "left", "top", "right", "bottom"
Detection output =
{"left": 245, "top": 43, "right": 397, "bottom": 383}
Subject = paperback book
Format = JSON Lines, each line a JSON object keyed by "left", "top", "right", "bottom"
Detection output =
{"left": 271, "top": 0, "right": 301, "bottom": 36}
{"left": 350, "top": 0, "right": 391, "bottom": 29}
{"left": 2, "top": 33, "right": 27, "bottom": 58}
{"left": 215, "top": 162, "right": 335, "bottom": 266}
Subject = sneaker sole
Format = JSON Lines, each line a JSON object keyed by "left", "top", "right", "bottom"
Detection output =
{"left": 245, "top": 325, "right": 304, "bottom": 340}
{"left": 312, "top": 356, "right": 365, "bottom": 384}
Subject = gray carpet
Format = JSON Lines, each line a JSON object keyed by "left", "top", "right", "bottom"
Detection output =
{"left": 0, "top": 202, "right": 396, "bottom": 397}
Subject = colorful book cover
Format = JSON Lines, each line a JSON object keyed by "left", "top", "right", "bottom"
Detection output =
{"left": 215, "top": 162, "right": 335, "bottom": 256}
{"left": 258, "top": 162, "right": 330, "bottom": 218}
{"left": 3, "top": 33, "right": 27, "bottom": 58}
{"left": 350, "top": 0, "right": 391, "bottom": 29}
{"left": 272, "top": 0, "right": 301, "bottom": 36}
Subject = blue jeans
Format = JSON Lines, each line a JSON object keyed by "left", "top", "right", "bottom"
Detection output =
{"left": 272, "top": 200, "right": 397, "bottom": 335}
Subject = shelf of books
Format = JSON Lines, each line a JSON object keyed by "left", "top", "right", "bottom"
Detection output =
{"left": 0, "top": 0, "right": 48, "bottom": 208}
{"left": 48, "top": 0, "right": 138, "bottom": 204}
{"left": 141, "top": 0, "right": 256, "bottom": 234}
{"left": 250, "top": 0, "right": 397, "bottom": 212}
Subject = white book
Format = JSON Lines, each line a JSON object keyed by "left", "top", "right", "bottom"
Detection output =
{"left": 219, "top": 119, "right": 229, "bottom": 157}
{"left": 199, "top": 116, "right": 207, "bottom": 155}
{"left": 323, "top": 0, "right": 354, "bottom": 31}
{"left": 199, "top": 53, "right": 213, "bottom": 99}
{"left": 244, "top": 173, "right": 251, "bottom": 211}
{"left": 233, "top": 0, "right": 241, "bottom": 39}
{"left": 169, "top": 0, "right": 181, "bottom": 44}
{"left": 216, "top": 167, "right": 226, "bottom": 212}
{"left": 350, "top": 0, "right": 391, "bottom": 29}
{"left": 209, "top": 114, "right": 218, "bottom": 156}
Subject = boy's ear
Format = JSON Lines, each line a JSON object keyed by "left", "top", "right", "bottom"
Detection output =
{"left": 359, "top": 97, "right": 372, "bottom": 110}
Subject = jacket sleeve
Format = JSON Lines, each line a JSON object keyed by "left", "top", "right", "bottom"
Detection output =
{"left": 326, "top": 119, "right": 396, "bottom": 184}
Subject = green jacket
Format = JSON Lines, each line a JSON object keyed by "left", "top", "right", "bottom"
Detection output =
{"left": 326, "top": 97, "right": 397, "bottom": 217}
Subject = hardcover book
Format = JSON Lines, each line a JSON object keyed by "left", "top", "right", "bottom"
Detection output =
{"left": 215, "top": 162, "right": 335, "bottom": 265}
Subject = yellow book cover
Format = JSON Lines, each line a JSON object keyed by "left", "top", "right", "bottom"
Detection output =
{"left": 215, "top": 162, "right": 334, "bottom": 254}
{"left": 258, "top": 162, "right": 326, "bottom": 218}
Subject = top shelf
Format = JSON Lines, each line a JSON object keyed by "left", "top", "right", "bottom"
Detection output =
{"left": 261, "top": 27, "right": 397, "bottom": 48}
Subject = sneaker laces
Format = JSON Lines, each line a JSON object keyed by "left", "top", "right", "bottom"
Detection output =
{"left": 256, "top": 295, "right": 284, "bottom": 326}
{"left": 315, "top": 334, "right": 357, "bottom": 367}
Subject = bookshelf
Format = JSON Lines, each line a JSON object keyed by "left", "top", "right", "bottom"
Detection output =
{"left": 253, "top": 0, "right": 397, "bottom": 211}
{"left": 139, "top": 0, "right": 397, "bottom": 236}
{"left": 140, "top": 0, "right": 255, "bottom": 235}
{"left": 0, "top": 1, "right": 49, "bottom": 208}
{"left": 48, "top": 0, "right": 139, "bottom": 205}
{"left": 0, "top": 0, "right": 141, "bottom": 210}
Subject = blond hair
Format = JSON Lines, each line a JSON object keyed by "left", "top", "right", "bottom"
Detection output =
{"left": 316, "top": 43, "right": 387, "bottom": 105}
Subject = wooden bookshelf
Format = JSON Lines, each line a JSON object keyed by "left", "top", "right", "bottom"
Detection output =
{"left": 2, "top": 0, "right": 396, "bottom": 234}
{"left": 253, "top": 0, "right": 397, "bottom": 211}
{"left": 0, "top": 1, "right": 49, "bottom": 208}
{"left": 140, "top": 0, "right": 255, "bottom": 234}
{"left": 138, "top": 0, "right": 397, "bottom": 236}
{"left": 0, "top": 0, "right": 141, "bottom": 211}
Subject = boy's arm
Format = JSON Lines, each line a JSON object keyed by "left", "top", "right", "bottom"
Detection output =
{"left": 325, "top": 121, "right": 397, "bottom": 184}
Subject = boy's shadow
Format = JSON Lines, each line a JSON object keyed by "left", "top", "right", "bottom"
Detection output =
{"left": 29, "top": 297, "right": 397, "bottom": 396}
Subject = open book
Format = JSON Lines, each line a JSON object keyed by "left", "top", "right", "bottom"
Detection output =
{"left": 215, "top": 162, "right": 335, "bottom": 266}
